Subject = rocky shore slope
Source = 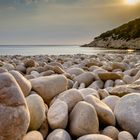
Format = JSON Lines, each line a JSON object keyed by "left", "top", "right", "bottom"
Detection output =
{"left": 1, "top": 54, "right": 140, "bottom": 140}
{"left": 82, "top": 18, "right": 140, "bottom": 49}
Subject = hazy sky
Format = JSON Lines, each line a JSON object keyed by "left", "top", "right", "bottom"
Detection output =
{"left": 0, "top": 0, "right": 140, "bottom": 45}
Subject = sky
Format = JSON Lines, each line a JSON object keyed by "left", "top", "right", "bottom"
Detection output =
{"left": 0, "top": 0, "right": 140, "bottom": 45}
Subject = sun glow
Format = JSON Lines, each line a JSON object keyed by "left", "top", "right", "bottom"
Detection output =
{"left": 125, "top": 0, "right": 139, "bottom": 5}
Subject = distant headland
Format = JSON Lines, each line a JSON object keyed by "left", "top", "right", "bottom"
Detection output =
{"left": 82, "top": 18, "right": 140, "bottom": 49}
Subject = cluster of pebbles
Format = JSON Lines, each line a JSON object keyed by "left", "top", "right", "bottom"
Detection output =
{"left": 1, "top": 53, "right": 140, "bottom": 140}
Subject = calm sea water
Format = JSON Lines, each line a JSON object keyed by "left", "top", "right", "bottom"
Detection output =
{"left": 0, "top": 45, "right": 138, "bottom": 55}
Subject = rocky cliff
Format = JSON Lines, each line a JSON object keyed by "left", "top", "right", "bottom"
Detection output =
{"left": 82, "top": 18, "right": 140, "bottom": 49}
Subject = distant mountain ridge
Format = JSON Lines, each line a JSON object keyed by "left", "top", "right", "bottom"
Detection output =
{"left": 82, "top": 18, "right": 140, "bottom": 49}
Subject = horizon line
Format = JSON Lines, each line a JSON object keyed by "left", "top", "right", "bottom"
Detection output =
{"left": 0, "top": 44, "right": 81, "bottom": 46}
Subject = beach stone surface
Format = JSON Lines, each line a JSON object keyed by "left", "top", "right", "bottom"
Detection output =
{"left": 23, "top": 131, "right": 44, "bottom": 140}
{"left": 30, "top": 75, "right": 68, "bottom": 104}
{"left": 0, "top": 72, "right": 30, "bottom": 140}
{"left": 85, "top": 95, "right": 116, "bottom": 126}
{"left": 1, "top": 54, "right": 140, "bottom": 140}
{"left": 118, "top": 131, "right": 134, "bottom": 140}
{"left": 2, "top": 63, "right": 15, "bottom": 71}
{"left": 79, "top": 88, "right": 99, "bottom": 99}
{"left": 102, "top": 95, "right": 120, "bottom": 112}
{"left": 46, "top": 129, "right": 71, "bottom": 140}
{"left": 115, "top": 79, "right": 125, "bottom": 86}
{"left": 104, "top": 80, "right": 114, "bottom": 88}
{"left": 114, "top": 93, "right": 140, "bottom": 137}
{"left": 98, "top": 89, "right": 109, "bottom": 99}
{"left": 110, "top": 84, "right": 140, "bottom": 97}
{"left": 24, "top": 59, "right": 36, "bottom": 68}
{"left": 69, "top": 101, "right": 99, "bottom": 137}
{"left": 88, "top": 80, "right": 104, "bottom": 90}
{"left": 98, "top": 72, "right": 122, "bottom": 81}
{"left": 26, "top": 94, "right": 46, "bottom": 130}
{"left": 0, "top": 67, "right": 8, "bottom": 73}
{"left": 66, "top": 68, "right": 84, "bottom": 76}
{"left": 137, "top": 132, "right": 140, "bottom": 140}
{"left": 49, "top": 62, "right": 63, "bottom": 69}
{"left": 77, "top": 134, "right": 113, "bottom": 140}
{"left": 52, "top": 89, "right": 83, "bottom": 112}
{"left": 10, "top": 70, "right": 32, "bottom": 96}
{"left": 112, "top": 62, "right": 126, "bottom": 71}
{"left": 123, "top": 75, "right": 133, "bottom": 84}
{"left": 47, "top": 99, "right": 68, "bottom": 129}
{"left": 16, "top": 64, "right": 26, "bottom": 73}
{"left": 38, "top": 119, "right": 49, "bottom": 139}
{"left": 74, "top": 72, "right": 96, "bottom": 87}
{"left": 102, "top": 126, "right": 119, "bottom": 140}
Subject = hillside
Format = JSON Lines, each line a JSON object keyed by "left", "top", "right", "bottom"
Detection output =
{"left": 82, "top": 18, "right": 140, "bottom": 49}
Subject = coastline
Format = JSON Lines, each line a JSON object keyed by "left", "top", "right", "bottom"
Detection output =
{"left": 81, "top": 38, "right": 140, "bottom": 50}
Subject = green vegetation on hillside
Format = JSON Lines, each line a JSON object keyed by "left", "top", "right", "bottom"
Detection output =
{"left": 95, "top": 18, "right": 140, "bottom": 41}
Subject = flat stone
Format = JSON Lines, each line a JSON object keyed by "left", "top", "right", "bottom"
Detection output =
{"left": 98, "top": 72, "right": 122, "bottom": 81}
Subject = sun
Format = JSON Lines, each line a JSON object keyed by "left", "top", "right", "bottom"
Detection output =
{"left": 125, "top": 0, "right": 139, "bottom": 5}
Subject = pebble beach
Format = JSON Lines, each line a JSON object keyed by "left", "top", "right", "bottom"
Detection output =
{"left": 0, "top": 53, "right": 140, "bottom": 140}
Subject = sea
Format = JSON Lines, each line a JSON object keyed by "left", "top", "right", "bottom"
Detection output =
{"left": 0, "top": 45, "right": 138, "bottom": 56}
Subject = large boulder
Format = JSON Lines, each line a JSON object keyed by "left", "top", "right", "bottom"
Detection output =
{"left": 114, "top": 93, "right": 140, "bottom": 137}
{"left": 23, "top": 131, "right": 44, "bottom": 140}
{"left": 77, "top": 134, "right": 113, "bottom": 140}
{"left": 26, "top": 94, "right": 46, "bottom": 130}
{"left": 46, "top": 129, "right": 71, "bottom": 140}
{"left": 69, "top": 101, "right": 99, "bottom": 137}
{"left": 30, "top": 75, "right": 68, "bottom": 104}
{"left": 10, "top": 70, "right": 32, "bottom": 96}
{"left": 85, "top": 95, "right": 116, "bottom": 126}
{"left": 47, "top": 100, "right": 68, "bottom": 129}
{"left": 0, "top": 72, "right": 30, "bottom": 140}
